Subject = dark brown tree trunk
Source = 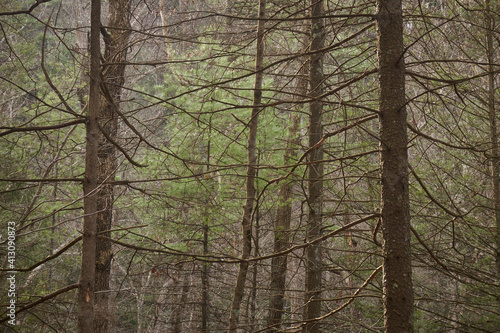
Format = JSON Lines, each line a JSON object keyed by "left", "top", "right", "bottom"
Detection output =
{"left": 94, "top": 1, "right": 131, "bottom": 332}
{"left": 228, "top": 1, "right": 265, "bottom": 331}
{"left": 303, "top": 1, "right": 324, "bottom": 332}
{"left": 484, "top": 0, "right": 500, "bottom": 313}
{"left": 376, "top": 0, "right": 414, "bottom": 332}
{"left": 78, "top": 0, "right": 101, "bottom": 331}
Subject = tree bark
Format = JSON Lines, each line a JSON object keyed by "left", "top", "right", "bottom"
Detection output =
{"left": 484, "top": 0, "right": 500, "bottom": 313}
{"left": 78, "top": 0, "right": 101, "bottom": 331}
{"left": 376, "top": 0, "right": 414, "bottom": 332}
{"left": 94, "top": 1, "right": 131, "bottom": 332}
{"left": 303, "top": 1, "right": 324, "bottom": 332}
{"left": 228, "top": 1, "right": 265, "bottom": 331}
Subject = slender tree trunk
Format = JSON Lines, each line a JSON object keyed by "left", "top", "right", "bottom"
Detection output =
{"left": 201, "top": 222, "right": 210, "bottom": 332}
{"left": 484, "top": 0, "right": 500, "bottom": 313}
{"left": 265, "top": 132, "right": 294, "bottom": 332}
{"left": 94, "top": 1, "right": 131, "bottom": 332}
{"left": 78, "top": 0, "right": 101, "bottom": 331}
{"left": 152, "top": 277, "right": 174, "bottom": 333}
{"left": 201, "top": 122, "right": 212, "bottom": 333}
{"left": 303, "top": 1, "right": 324, "bottom": 332}
{"left": 73, "top": 0, "right": 89, "bottom": 109}
{"left": 376, "top": 1, "right": 414, "bottom": 332}
{"left": 109, "top": 254, "right": 119, "bottom": 333}
{"left": 228, "top": 1, "right": 265, "bottom": 331}
{"left": 172, "top": 267, "right": 190, "bottom": 333}
{"left": 158, "top": 0, "right": 171, "bottom": 56}
{"left": 134, "top": 270, "right": 152, "bottom": 333}
{"left": 451, "top": 279, "right": 460, "bottom": 333}
{"left": 266, "top": 78, "right": 303, "bottom": 333}
{"left": 267, "top": 172, "right": 293, "bottom": 332}
{"left": 248, "top": 197, "right": 259, "bottom": 330}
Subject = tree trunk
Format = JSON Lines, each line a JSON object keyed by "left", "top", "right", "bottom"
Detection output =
{"left": 171, "top": 266, "right": 190, "bottom": 333}
{"left": 376, "top": 0, "right": 414, "bottom": 332}
{"left": 72, "top": 0, "right": 89, "bottom": 109}
{"left": 248, "top": 199, "right": 259, "bottom": 330}
{"left": 228, "top": 1, "right": 265, "bottom": 331}
{"left": 303, "top": 1, "right": 324, "bottom": 332}
{"left": 201, "top": 122, "right": 212, "bottom": 333}
{"left": 158, "top": 0, "right": 171, "bottom": 56}
{"left": 201, "top": 223, "right": 210, "bottom": 332}
{"left": 484, "top": 0, "right": 500, "bottom": 313}
{"left": 94, "top": 1, "right": 131, "bottom": 332}
{"left": 266, "top": 73, "right": 303, "bottom": 333}
{"left": 78, "top": 0, "right": 101, "bottom": 331}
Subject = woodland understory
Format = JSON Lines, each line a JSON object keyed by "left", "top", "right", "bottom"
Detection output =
{"left": 0, "top": 0, "right": 499, "bottom": 332}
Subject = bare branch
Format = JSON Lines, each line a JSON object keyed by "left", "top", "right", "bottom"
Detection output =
{"left": 0, "top": 0, "right": 52, "bottom": 17}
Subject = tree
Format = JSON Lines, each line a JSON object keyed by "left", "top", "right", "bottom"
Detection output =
{"left": 78, "top": 0, "right": 101, "bottom": 331}
{"left": 266, "top": 57, "right": 303, "bottom": 333}
{"left": 2, "top": 0, "right": 500, "bottom": 332}
{"left": 94, "top": 0, "right": 132, "bottom": 331}
{"left": 376, "top": 0, "right": 413, "bottom": 331}
{"left": 303, "top": 0, "right": 325, "bottom": 332}
{"left": 484, "top": 0, "right": 500, "bottom": 313}
{"left": 228, "top": 0, "right": 266, "bottom": 331}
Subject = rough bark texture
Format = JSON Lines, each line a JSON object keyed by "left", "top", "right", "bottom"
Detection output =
{"left": 78, "top": 0, "right": 100, "bottom": 331}
{"left": 303, "top": 1, "right": 324, "bottom": 332}
{"left": 376, "top": 0, "right": 414, "bottom": 332}
{"left": 484, "top": 0, "right": 500, "bottom": 313}
{"left": 228, "top": 1, "right": 265, "bottom": 331}
{"left": 94, "top": 1, "right": 131, "bottom": 332}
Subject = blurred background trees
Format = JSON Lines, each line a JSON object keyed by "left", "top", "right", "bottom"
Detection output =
{"left": 0, "top": 0, "right": 499, "bottom": 332}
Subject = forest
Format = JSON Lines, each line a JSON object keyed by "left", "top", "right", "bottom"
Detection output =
{"left": 0, "top": 0, "right": 499, "bottom": 332}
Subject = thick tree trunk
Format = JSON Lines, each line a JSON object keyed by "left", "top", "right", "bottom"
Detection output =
{"left": 484, "top": 0, "right": 500, "bottom": 313}
{"left": 94, "top": 1, "right": 131, "bottom": 332}
{"left": 303, "top": 1, "right": 324, "bottom": 332}
{"left": 376, "top": 1, "right": 414, "bottom": 332}
{"left": 228, "top": 1, "right": 265, "bottom": 331}
{"left": 78, "top": 0, "right": 101, "bottom": 331}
